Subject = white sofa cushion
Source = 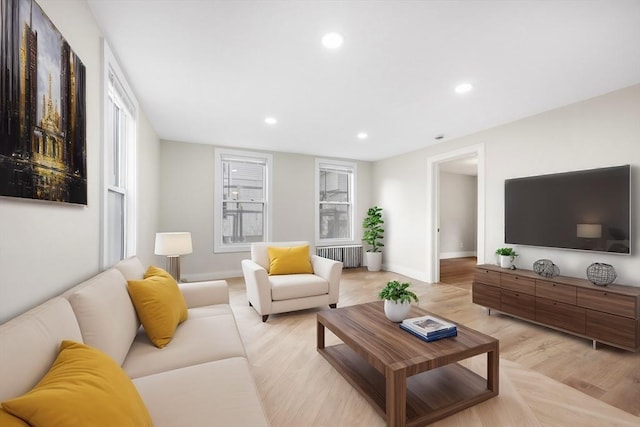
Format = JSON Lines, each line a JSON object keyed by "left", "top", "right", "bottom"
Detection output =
{"left": 0, "top": 298, "right": 83, "bottom": 401}
{"left": 179, "top": 280, "right": 230, "bottom": 307}
{"left": 67, "top": 269, "right": 139, "bottom": 366}
{"left": 114, "top": 256, "right": 146, "bottom": 281}
{"left": 188, "top": 304, "right": 235, "bottom": 319}
{"left": 133, "top": 357, "right": 269, "bottom": 427}
{"left": 122, "top": 309, "right": 246, "bottom": 378}
{"left": 270, "top": 274, "right": 329, "bottom": 301}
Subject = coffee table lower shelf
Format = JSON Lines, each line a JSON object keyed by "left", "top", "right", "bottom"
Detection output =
{"left": 319, "top": 343, "right": 496, "bottom": 427}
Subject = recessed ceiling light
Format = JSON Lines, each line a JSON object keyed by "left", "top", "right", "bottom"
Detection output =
{"left": 264, "top": 117, "right": 277, "bottom": 125}
{"left": 357, "top": 132, "right": 368, "bottom": 140}
{"left": 454, "top": 83, "right": 473, "bottom": 94}
{"left": 322, "top": 32, "right": 344, "bottom": 49}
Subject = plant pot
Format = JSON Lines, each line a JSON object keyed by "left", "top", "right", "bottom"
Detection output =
{"left": 384, "top": 300, "right": 411, "bottom": 322}
{"left": 366, "top": 252, "right": 382, "bottom": 272}
{"left": 499, "top": 255, "right": 512, "bottom": 268}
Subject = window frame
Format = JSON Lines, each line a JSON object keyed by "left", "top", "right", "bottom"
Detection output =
{"left": 101, "top": 41, "right": 137, "bottom": 268}
{"left": 315, "top": 158, "right": 357, "bottom": 246}
{"left": 214, "top": 148, "right": 273, "bottom": 253}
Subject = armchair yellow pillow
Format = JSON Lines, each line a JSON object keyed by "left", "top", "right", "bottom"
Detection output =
{"left": 268, "top": 245, "right": 313, "bottom": 275}
{"left": 1, "top": 340, "right": 152, "bottom": 427}
{"left": 127, "top": 266, "right": 188, "bottom": 348}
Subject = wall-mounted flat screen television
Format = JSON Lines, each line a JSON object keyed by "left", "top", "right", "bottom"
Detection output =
{"left": 505, "top": 165, "right": 630, "bottom": 254}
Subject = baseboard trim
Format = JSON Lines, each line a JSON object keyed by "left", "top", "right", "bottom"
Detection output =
{"left": 440, "top": 251, "right": 477, "bottom": 260}
{"left": 382, "top": 263, "right": 429, "bottom": 283}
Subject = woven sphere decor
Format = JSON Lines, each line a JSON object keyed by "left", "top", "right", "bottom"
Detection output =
{"left": 586, "top": 263, "right": 617, "bottom": 286}
{"left": 533, "top": 259, "right": 560, "bottom": 278}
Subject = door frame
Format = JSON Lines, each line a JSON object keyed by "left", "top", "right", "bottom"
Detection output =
{"left": 425, "top": 144, "right": 485, "bottom": 283}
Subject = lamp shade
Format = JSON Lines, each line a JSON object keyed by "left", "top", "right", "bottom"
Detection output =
{"left": 154, "top": 232, "right": 193, "bottom": 256}
{"left": 576, "top": 224, "right": 602, "bottom": 239}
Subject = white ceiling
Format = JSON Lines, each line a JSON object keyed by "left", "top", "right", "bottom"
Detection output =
{"left": 87, "top": 0, "right": 640, "bottom": 162}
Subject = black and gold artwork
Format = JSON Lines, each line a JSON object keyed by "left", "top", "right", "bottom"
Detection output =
{"left": 1, "top": 0, "right": 87, "bottom": 204}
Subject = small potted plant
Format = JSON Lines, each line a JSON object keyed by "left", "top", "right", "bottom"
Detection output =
{"left": 363, "top": 206, "right": 384, "bottom": 271}
{"left": 378, "top": 280, "right": 419, "bottom": 322}
{"left": 495, "top": 247, "right": 518, "bottom": 268}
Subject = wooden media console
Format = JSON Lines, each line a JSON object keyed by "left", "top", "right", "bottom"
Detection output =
{"left": 472, "top": 264, "right": 640, "bottom": 352}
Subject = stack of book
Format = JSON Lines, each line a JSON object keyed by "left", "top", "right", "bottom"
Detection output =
{"left": 400, "top": 315, "right": 457, "bottom": 342}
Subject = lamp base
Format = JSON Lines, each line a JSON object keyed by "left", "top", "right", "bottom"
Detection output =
{"left": 166, "top": 256, "right": 181, "bottom": 282}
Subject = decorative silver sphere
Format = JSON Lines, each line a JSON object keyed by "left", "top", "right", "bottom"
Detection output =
{"left": 533, "top": 259, "right": 560, "bottom": 278}
{"left": 586, "top": 263, "right": 616, "bottom": 286}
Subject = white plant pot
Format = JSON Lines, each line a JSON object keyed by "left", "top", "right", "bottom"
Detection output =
{"left": 499, "top": 255, "right": 512, "bottom": 268}
{"left": 366, "top": 252, "right": 382, "bottom": 272}
{"left": 384, "top": 300, "right": 411, "bottom": 322}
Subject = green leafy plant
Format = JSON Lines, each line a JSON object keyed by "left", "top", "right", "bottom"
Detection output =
{"left": 495, "top": 247, "right": 518, "bottom": 258}
{"left": 362, "top": 206, "right": 384, "bottom": 253}
{"left": 378, "top": 280, "right": 419, "bottom": 304}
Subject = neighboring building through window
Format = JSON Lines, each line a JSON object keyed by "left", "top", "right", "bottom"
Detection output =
{"left": 102, "top": 42, "right": 137, "bottom": 268}
{"left": 316, "top": 159, "right": 356, "bottom": 245}
{"left": 214, "top": 149, "right": 272, "bottom": 253}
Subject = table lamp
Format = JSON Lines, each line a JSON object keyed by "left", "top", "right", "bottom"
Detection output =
{"left": 154, "top": 232, "right": 192, "bottom": 282}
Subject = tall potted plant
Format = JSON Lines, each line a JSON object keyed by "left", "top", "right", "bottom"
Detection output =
{"left": 363, "top": 206, "right": 384, "bottom": 271}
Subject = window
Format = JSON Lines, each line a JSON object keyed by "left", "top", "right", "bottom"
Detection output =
{"left": 102, "top": 42, "right": 137, "bottom": 268}
{"left": 214, "top": 149, "right": 272, "bottom": 253}
{"left": 316, "top": 159, "right": 356, "bottom": 245}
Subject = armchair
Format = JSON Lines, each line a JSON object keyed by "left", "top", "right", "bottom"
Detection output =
{"left": 241, "top": 241, "right": 343, "bottom": 322}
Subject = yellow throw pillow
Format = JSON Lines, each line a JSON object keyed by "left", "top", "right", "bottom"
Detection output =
{"left": 268, "top": 245, "right": 313, "bottom": 275}
{"left": 144, "top": 267, "right": 188, "bottom": 325}
{"left": 144, "top": 265, "right": 177, "bottom": 282}
{"left": 1, "top": 340, "right": 152, "bottom": 427}
{"left": 0, "top": 407, "right": 29, "bottom": 427}
{"left": 128, "top": 266, "right": 188, "bottom": 348}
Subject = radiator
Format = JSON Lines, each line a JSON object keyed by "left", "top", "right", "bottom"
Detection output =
{"left": 316, "top": 245, "right": 362, "bottom": 268}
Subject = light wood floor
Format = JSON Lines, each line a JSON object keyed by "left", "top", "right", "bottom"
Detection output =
{"left": 226, "top": 258, "right": 640, "bottom": 426}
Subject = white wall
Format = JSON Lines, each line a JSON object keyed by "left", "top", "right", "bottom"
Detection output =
{"left": 371, "top": 152, "right": 431, "bottom": 279}
{"left": 439, "top": 172, "right": 477, "bottom": 258}
{"left": 0, "top": 0, "right": 160, "bottom": 323}
{"left": 374, "top": 84, "right": 640, "bottom": 286}
{"left": 159, "top": 140, "right": 372, "bottom": 279}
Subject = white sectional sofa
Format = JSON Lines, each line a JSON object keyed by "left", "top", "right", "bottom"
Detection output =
{"left": 0, "top": 257, "right": 269, "bottom": 426}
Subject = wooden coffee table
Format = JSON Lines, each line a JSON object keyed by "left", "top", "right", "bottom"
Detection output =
{"left": 317, "top": 302, "right": 499, "bottom": 427}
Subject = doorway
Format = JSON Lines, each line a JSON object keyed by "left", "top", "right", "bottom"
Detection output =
{"left": 426, "top": 144, "right": 485, "bottom": 283}
{"left": 439, "top": 157, "right": 478, "bottom": 261}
